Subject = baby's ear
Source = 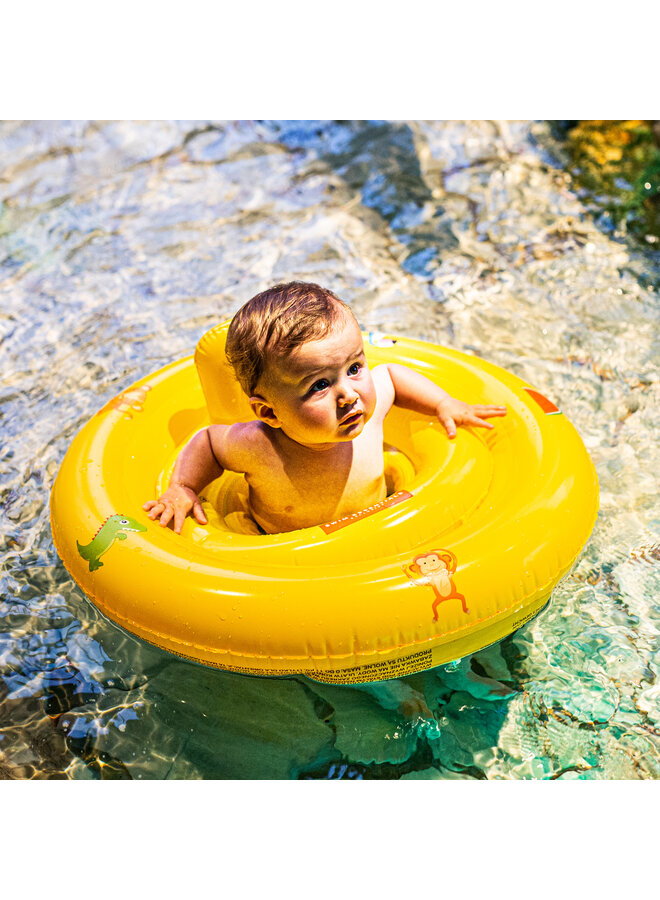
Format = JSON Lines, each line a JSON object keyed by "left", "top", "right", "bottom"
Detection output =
{"left": 249, "top": 395, "right": 281, "bottom": 428}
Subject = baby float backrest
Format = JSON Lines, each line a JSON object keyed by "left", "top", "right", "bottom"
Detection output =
{"left": 194, "top": 320, "right": 254, "bottom": 423}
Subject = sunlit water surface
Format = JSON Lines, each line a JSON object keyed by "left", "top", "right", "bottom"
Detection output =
{"left": 1, "top": 120, "right": 659, "bottom": 779}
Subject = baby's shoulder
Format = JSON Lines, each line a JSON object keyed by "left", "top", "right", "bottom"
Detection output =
{"left": 370, "top": 364, "right": 395, "bottom": 418}
{"left": 208, "top": 421, "right": 276, "bottom": 474}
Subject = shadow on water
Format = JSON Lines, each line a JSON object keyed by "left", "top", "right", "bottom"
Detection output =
{"left": 277, "top": 120, "right": 461, "bottom": 279}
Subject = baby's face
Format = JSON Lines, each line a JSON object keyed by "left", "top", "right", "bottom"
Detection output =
{"left": 253, "top": 313, "right": 377, "bottom": 449}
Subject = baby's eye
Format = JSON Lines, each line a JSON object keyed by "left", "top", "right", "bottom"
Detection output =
{"left": 347, "top": 362, "right": 362, "bottom": 376}
{"left": 310, "top": 378, "right": 330, "bottom": 393}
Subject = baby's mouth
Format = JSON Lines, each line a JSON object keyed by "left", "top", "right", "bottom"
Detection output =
{"left": 339, "top": 409, "right": 363, "bottom": 427}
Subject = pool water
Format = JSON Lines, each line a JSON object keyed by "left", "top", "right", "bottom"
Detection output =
{"left": 2, "top": 120, "right": 659, "bottom": 779}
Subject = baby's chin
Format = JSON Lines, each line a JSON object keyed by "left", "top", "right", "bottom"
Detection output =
{"left": 335, "top": 415, "right": 369, "bottom": 441}
{"left": 284, "top": 412, "right": 371, "bottom": 448}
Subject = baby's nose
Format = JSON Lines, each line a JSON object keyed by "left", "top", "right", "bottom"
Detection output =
{"left": 337, "top": 381, "right": 358, "bottom": 405}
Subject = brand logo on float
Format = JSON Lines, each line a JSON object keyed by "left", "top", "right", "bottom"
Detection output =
{"left": 319, "top": 490, "right": 412, "bottom": 534}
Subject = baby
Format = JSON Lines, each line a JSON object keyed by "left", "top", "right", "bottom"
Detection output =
{"left": 144, "top": 282, "right": 507, "bottom": 534}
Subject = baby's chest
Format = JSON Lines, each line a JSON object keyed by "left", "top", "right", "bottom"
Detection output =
{"left": 286, "top": 442, "right": 384, "bottom": 496}
{"left": 250, "top": 431, "right": 386, "bottom": 511}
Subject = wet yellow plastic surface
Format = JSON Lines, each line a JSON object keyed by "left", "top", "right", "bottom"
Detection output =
{"left": 50, "top": 324, "right": 599, "bottom": 683}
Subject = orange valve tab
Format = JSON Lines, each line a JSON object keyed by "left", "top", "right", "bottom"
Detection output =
{"left": 524, "top": 387, "right": 561, "bottom": 415}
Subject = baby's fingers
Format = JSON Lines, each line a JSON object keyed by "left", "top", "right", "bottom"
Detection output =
{"left": 173, "top": 507, "right": 187, "bottom": 534}
{"left": 470, "top": 416, "right": 495, "bottom": 429}
{"left": 158, "top": 504, "right": 175, "bottom": 529}
{"left": 192, "top": 500, "right": 208, "bottom": 525}
{"left": 438, "top": 414, "right": 457, "bottom": 439}
{"left": 144, "top": 500, "right": 167, "bottom": 520}
{"left": 472, "top": 405, "right": 507, "bottom": 418}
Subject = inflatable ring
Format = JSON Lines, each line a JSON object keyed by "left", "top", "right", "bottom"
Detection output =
{"left": 50, "top": 323, "right": 599, "bottom": 684}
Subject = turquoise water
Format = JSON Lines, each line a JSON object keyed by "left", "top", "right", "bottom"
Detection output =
{"left": 1, "top": 120, "right": 659, "bottom": 779}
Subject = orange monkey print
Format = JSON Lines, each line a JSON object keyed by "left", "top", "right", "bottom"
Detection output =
{"left": 402, "top": 549, "right": 469, "bottom": 620}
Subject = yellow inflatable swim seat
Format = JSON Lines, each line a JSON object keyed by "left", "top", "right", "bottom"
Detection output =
{"left": 50, "top": 323, "right": 599, "bottom": 683}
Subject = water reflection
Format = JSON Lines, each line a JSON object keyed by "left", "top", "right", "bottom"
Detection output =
{"left": 1, "top": 120, "right": 659, "bottom": 779}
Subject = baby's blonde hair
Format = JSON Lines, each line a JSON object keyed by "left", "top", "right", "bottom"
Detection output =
{"left": 225, "top": 282, "right": 353, "bottom": 396}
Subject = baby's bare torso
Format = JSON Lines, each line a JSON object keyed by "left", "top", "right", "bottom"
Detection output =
{"left": 215, "top": 414, "right": 386, "bottom": 533}
{"left": 250, "top": 415, "right": 387, "bottom": 532}
{"left": 208, "top": 369, "right": 393, "bottom": 533}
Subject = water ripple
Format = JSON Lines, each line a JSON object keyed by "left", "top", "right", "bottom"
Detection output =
{"left": 1, "top": 119, "right": 659, "bottom": 778}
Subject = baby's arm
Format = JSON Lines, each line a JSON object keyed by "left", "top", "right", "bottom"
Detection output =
{"left": 382, "top": 363, "right": 507, "bottom": 438}
{"left": 143, "top": 426, "right": 227, "bottom": 533}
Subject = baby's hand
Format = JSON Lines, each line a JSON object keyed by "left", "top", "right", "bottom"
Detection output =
{"left": 142, "top": 482, "right": 208, "bottom": 534}
{"left": 436, "top": 397, "right": 507, "bottom": 439}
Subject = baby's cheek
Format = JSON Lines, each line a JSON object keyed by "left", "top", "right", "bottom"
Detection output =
{"left": 303, "top": 405, "right": 334, "bottom": 431}
{"left": 361, "top": 376, "right": 377, "bottom": 415}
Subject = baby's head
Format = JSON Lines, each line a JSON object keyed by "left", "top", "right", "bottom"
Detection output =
{"left": 226, "top": 281, "right": 353, "bottom": 397}
{"left": 226, "top": 282, "right": 375, "bottom": 447}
